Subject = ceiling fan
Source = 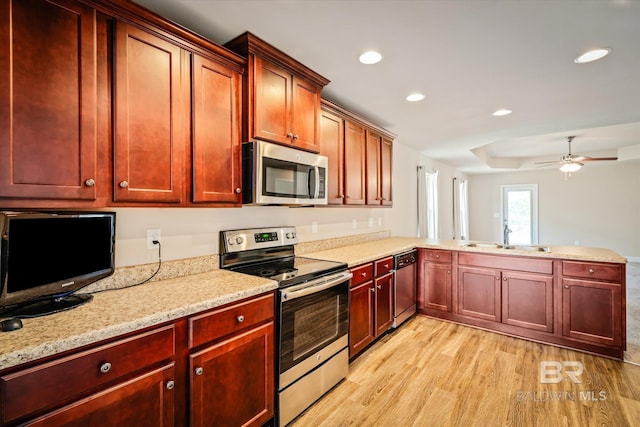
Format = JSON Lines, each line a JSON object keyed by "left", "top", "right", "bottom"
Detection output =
{"left": 536, "top": 136, "right": 618, "bottom": 172}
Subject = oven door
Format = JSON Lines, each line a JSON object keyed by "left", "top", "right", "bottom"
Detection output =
{"left": 278, "top": 270, "right": 351, "bottom": 389}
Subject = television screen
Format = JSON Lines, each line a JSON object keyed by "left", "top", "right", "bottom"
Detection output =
{"left": 0, "top": 211, "right": 116, "bottom": 315}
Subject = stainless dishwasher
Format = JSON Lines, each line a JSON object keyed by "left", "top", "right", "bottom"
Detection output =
{"left": 392, "top": 250, "right": 417, "bottom": 328}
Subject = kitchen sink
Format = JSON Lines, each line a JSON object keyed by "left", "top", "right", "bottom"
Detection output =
{"left": 463, "top": 242, "right": 504, "bottom": 248}
{"left": 503, "top": 245, "right": 551, "bottom": 252}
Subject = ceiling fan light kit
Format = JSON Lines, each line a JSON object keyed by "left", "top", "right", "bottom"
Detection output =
{"left": 560, "top": 162, "right": 581, "bottom": 173}
{"left": 534, "top": 135, "right": 618, "bottom": 175}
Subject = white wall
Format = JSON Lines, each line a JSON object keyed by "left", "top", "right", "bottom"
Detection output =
{"left": 468, "top": 160, "right": 640, "bottom": 259}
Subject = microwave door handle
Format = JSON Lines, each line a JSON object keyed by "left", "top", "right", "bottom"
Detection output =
{"left": 314, "top": 166, "right": 320, "bottom": 199}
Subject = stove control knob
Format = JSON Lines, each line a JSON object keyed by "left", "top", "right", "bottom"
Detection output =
{"left": 286, "top": 232, "right": 292, "bottom": 239}
{"left": 236, "top": 236, "right": 244, "bottom": 245}
{"left": 292, "top": 232, "right": 297, "bottom": 239}
{"left": 227, "top": 237, "right": 234, "bottom": 245}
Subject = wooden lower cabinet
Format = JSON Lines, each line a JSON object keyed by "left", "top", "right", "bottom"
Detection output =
{"left": 349, "top": 258, "right": 394, "bottom": 359}
{"left": 562, "top": 279, "right": 622, "bottom": 347}
{"left": 0, "top": 292, "right": 276, "bottom": 426}
{"left": 189, "top": 323, "right": 274, "bottom": 427}
{"left": 419, "top": 250, "right": 626, "bottom": 359}
{"left": 26, "top": 364, "right": 175, "bottom": 427}
{"left": 418, "top": 249, "right": 453, "bottom": 312}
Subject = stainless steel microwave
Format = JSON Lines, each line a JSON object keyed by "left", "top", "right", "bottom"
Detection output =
{"left": 242, "top": 140, "right": 328, "bottom": 205}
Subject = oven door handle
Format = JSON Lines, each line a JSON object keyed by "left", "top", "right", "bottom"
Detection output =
{"left": 281, "top": 271, "right": 353, "bottom": 301}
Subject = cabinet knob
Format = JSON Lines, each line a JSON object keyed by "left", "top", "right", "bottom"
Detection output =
{"left": 166, "top": 380, "right": 175, "bottom": 390}
{"left": 361, "top": 272, "right": 367, "bottom": 277}
{"left": 435, "top": 254, "right": 440, "bottom": 258}
{"left": 377, "top": 285, "right": 382, "bottom": 290}
{"left": 287, "top": 132, "right": 293, "bottom": 139}
{"left": 84, "top": 178, "right": 96, "bottom": 187}
{"left": 293, "top": 134, "right": 299, "bottom": 140}
{"left": 99, "top": 362, "right": 112, "bottom": 374}
{"left": 345, "top": 195, "right": 351, "bottom": 199}
{"left": 504, "top": 277, "right": 508, "bottom": 281}
{"left": 340, "top": 194, "right": 345, "bottom": 198}
{"left": 236, "top": 315, "right": 245, "bottom": 323}
{"left": 447, "top": 270, "right": 451, "bottom": 274}
{"left": 195, "top": 367, "right": 204, "bottom": 376}
{"left": 370, "top": 287, "right": 375, "bottom": 293}
{"left": 235, "top": 187, "right": 241, "bottom": 194}
{"left": 564, "top": 284, "right": 569, "bottom": 289}
{"left": 119, "top": 180, "right": 129, "bottom": 188}
{"left": 496, "top": 276, "right": 500, "bottom": 280}
{"left": 588, "top": 268, "right": 595, "bottom": 274}
{"left": 384, "top": 264, "right": 389, "bottom": 269}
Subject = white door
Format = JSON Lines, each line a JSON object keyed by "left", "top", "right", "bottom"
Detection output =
{"left": 501, "top": 184, "right": 538, "bottom": 245}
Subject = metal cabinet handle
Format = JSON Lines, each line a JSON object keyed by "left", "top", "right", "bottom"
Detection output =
{"left": 235, "top": 187, "right": 241, "bottom": 194}
{"left": 504, "top": 277, "right": 508, "bottom": 281}
{"left": 588, "top": 268, "right": 595, "bottom": 274}
{"left": 435, "top": 254, "right": 440, "bottom": 258}
{"left": 384, "top": 264, "right": 389, "bottom": 269}
{"left": 370, "top": 288, "right": 375, "bottom": 293}
{"left": 564, "top": 284, "right": 569, "bottom": 289}
{"left": 377, "top": 285, "right": 382, "bottom": 290}
{"left": 293, "top": 134, "right": 299, "bottom": 140}
{"left": 99, "top": 362, "right": 112, "bottom": 374}
{"left": 84, "top": 178, "right": 96, "bottom": 187}
{"left": 340, "top": 194, "right": 345, "bottom": 198}
{"left": 166, "top": 380, "right": 175, "bottom": 390}
{"left": 195, "top": 367, "right": 203, "bottom": 376}
{"left": 496, "top": 276, "right": 500, "bottom": 280}
{"left": 361, "top": 272, "right": 367, "bottom": 277}
{"left": 447, "top": 270, "right": 451, "bottom": 274}
{"left": 236, "top": 315, "right": 245, "bottom": 323}
{"left": 119, "top": 181, "right": 129, "bottom": 188}
{"left": 287, "top": 132, "right": 293, "bottom": 139}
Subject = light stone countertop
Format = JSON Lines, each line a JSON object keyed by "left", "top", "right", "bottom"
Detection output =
{"left": 0, "top": 236, "right": 626, "bottom": 371}
{"left": 304, "top": 237, "right": 628, "bottom": 266}
{"left": 0, "top": 270, "right": 276, "bottom": 370}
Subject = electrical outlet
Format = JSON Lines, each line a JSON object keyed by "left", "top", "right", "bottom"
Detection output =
{"left": 147, "top": 229, "right": 161, "bottom": 249}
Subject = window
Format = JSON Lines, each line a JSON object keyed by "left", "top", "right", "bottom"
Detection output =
{"left": 501, "top": 184, "right": 538, "bottom": 245}
{"left": 418, "top": 167, "right": 439, "bottom": 239}
{"left": 453, "top": 178, "right": 469, "bottom": 240}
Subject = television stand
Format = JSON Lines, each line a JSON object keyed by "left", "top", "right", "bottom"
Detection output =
{"left": 3, "top": 294, "right": 93, "bottom": 318}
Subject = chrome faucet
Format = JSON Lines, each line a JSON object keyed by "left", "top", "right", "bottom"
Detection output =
{"left": 503, "top": 221, "right": 512, "bottom": 245}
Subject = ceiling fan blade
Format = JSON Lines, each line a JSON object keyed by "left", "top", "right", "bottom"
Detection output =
{"left": 535, "top": 160, "right": 562, "bottom": 165}
{"left": 581, "top": 157, "right": 618, "bottom": 162}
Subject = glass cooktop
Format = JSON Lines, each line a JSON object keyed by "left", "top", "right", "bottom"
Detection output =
{"left": 230, "top": 256, "right": 347, "bottom": 287}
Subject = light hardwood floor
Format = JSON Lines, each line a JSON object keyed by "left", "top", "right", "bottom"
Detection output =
{"left": 292, "top": 316, "right": 640, "bottom": 426}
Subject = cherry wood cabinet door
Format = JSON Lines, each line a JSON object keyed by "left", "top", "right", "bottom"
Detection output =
{"left": 458, "top": 266, "right": 502, "bottom": 322}
{"left": 192, "top": 53, "right": 242, "bottom": 204}
{"left": 365, "top": 130, "right": 381, "bottom": 205}
{"left": 562, "top": 278, "right": 622, "bottom": 347}
{"left": 502, "top": 271, "right": 554, "bottom": 332}
{"left": 374, "top": 272, "right": 394, "bottom": 336}
{"left": 419, "top": 260, "right": 452, "bottom": 312}
{"left": 349, "top": 280, "right": 375, "bottom": 358}
{"left": 343, "top": 120, "right": 366, "bottom": 205}
{"left": 291, "top": 75, "right": 320, "bottom": 152}
{"left": 320, "top": 109, "right": 345, "bottom": 204}
{"left": 0, "top": 0, "right": 97, "bottom": 200}
{"left": 113, "top": 22, "right": 187, "bottom": 203}
{"left": 380, "top": 137, "right": 393, "bottom": 206}
{"left": 253, "top": 56, "right": 291, "bottom": 145}
{"left": 190, "top": 322, "right": 274, "bottom": 427}
{"left": 27, "top": 364, "right": 175, "bottom": 427}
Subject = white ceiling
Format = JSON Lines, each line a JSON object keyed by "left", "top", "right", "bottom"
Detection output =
{"left": 134, "top": 0, "right": 640, "bottom": 174}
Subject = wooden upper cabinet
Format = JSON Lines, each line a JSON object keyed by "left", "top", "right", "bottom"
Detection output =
{"left": 366, "top": 131, "right": 393, "bottom": 206}
{"left": 366, "top": 130, "right": 382, "bottom": 205}
{"left": 0, "top": 0, "right": 97, "bottom": 200}
{"left": 320, "top": 109, "right": 345, "bottom": 204}
{"left": 225, "top": 32, "right": 329, "bottom": 153}
{"left": 113, "top": 22, "right": 187, "bottom": 203}
{"left": 192, "top": 53, "right": 242, "bottom": 204}
{"left": 344, "top": 120, "right": 367, "bottom": 205}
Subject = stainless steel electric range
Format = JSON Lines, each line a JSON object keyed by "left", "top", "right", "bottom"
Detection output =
{"left": 220, "top": 227, "right": 352, "bottom": 426}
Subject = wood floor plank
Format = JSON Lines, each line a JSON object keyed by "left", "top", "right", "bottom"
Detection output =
{"left": 291, "top": 316, "right": 640, "bottom": 427}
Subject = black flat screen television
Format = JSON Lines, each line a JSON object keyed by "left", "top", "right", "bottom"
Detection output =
{"left": 0, "top": 211, "right": 116, "bottom": 317}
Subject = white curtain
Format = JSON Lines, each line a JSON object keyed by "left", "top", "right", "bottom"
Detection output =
{"left": 453, "top": 178, "right": 469, "bottom": 240}
{"left": 417, "top": 167, "right": 439, "bottom": 239}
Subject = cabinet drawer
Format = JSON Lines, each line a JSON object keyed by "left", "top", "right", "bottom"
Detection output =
{"left": 189, "top": 293, "right": 274, "bottom": 348}
{"left": 562, "top": 261, "right": 622, "bottom": 282}
{"left": 422, "top": 249, "right": 452, "bottom": 264}
{"left": 351, "top": 263, "right": 374, "bottom": 287}
{"left": 1, "top": 325, "right": 175, "bottom": 424}
{"left": 374, "top": 257, "right": 394, "bottom": 277}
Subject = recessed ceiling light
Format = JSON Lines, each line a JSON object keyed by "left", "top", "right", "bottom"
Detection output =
{"left": 406, "top": 93, "right": 425, "bottom": 102}
{"left": 574, "top": 48, "right": 611, "bottom": 64}
{"left": 359, "top": 51, "right": 382, "bottom": 65}
{"left": 492, "top": 109, "right": 512, "bottom": 116}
